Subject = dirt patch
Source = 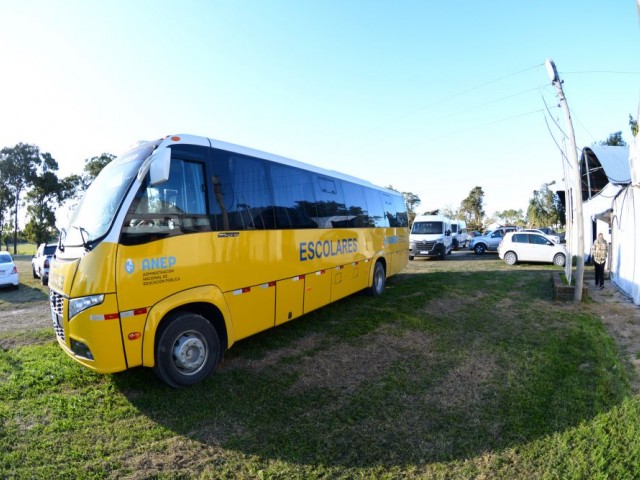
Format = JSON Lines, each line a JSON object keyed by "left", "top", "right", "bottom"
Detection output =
{"left": 287, "top": 328, "right": 432, "bottom": 395}
{"left": 431, "top": 350, "right": 497, "bottom": 409}
{"left": 0, "top": 301, "right": 51, "bottom": 334}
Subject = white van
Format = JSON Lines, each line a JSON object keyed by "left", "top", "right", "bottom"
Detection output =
{"left": 409, "top": 214, "right": 453, "bottom": 260}
{"left": 450, "top": 220, "right": 468, "bottom": 250}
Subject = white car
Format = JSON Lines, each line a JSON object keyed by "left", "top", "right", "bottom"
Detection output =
{"left": 32, "top": 242, "right": 57, "bottom": 285}
{"left": 498, "top": 232, "right": 567, "bottom": 266}
{"left": 0, "top": 251, "right": 19, "bottom": 289}
{"left": 521, "top": 228, "right": 561, "bottom": 244}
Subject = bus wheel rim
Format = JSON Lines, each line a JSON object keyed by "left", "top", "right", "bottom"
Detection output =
{"left": 173, "top": 332, "right": 208, "bottom": 374}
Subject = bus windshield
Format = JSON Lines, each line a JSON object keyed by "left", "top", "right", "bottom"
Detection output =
{"left": 63, "top": 142, "right": 157, "bottom": 247}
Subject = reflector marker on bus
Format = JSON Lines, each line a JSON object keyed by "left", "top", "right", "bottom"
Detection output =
{"left": 120, "top": 308, "right": 148, "bottom": 318}
{"left": 315, "top": 270, "right": 326, "bottom": 276}
{"left": 260, "top": 282, "right": 276, "bottom": 289}
{"left": 90, "top": 313, "right": 120, "bottom": 321}
{"left": 232, "top": 287, "right": 252, "bottom": 295}
{"left": 292, "top": 275, "right": 305, "bottom": 282}
{"left": 335, "top": 265, "right": 344, "bottom": 270}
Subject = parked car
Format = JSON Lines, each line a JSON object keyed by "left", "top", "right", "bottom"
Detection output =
{"left": 521, "top": 228, "right": 561, "bottom": 244}
{"left": 409, "top": 214, "right": 453, "bottom": 260}
{"left": 498, "top": 231, "right": 567, "bottom": 266}
{"left": 468, "top": 226, "right": 517, "bottom": 254}
{"left": 32, "top": 242, "right": 57, "bottom": 286}
{"left": 0, "top": 251, "right": 19, "bottom": 289}
{"left": 539, "top": 227, "right": 565, "bottom": 243}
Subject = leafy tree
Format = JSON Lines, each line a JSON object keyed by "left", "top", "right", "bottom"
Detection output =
{"left": 0, "top": 183, "right": 10, "bottom": 246}
{"left": 459, "top": 186, "right": 485, "bottom": 232}
{"left": 23, "top": 152, "right": 67, "bottom": 245}
{"left": 0, "top": 143, "right": 40, "bottom": 253}
{"left": 496, "top": 208, "right": 525, "bottom": 226}
{"left": 440, "top": 205, "right": 459, "bottom": 220}
{"left": 527, "top": 181, "right": 564, "bottom": 228}
{"left": 598, "top": 131, "right": 627, "bottom": 146}
{"left": 402, "top": 191, "right": 421, "bottom": 224}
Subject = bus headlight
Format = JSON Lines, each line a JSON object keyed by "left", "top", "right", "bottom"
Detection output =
{"left": 69, "top": 294, "right": 105, "bottom": 319}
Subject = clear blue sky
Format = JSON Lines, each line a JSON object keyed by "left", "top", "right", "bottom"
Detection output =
{"left": 1, "top": 1, "right": 639, "bottom": 221}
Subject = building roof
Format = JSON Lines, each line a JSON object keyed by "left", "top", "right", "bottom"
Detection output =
{"left": 580, "top": 145, "right": 630, "bottom": 201}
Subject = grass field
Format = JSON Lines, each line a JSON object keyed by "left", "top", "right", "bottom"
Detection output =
{"left": 0, "top": 255, "right": 639, "bottom": 479}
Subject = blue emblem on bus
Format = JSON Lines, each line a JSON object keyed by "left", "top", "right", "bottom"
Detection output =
{"left": 125, "top": 259, "right": 135, "bottom": 274}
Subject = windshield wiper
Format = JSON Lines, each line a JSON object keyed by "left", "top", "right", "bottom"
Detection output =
{"left": 58, "top": 228, "right": 66, "bottom": 252}
{"left": 71, "top": 225, "right": 93, "bottom": 251}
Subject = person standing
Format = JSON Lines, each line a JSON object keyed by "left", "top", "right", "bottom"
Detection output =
{"left": 591, "top": 233, "right": 609, "bottom": 289}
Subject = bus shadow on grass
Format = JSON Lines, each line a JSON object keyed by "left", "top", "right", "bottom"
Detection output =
{"left": 116, "top": 269, "right": 633, "bottom": 468}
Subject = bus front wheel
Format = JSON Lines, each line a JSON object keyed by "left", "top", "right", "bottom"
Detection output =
{"left": 154, "top": 312, "right": 220, "bottom": 388}
{"left": 367, "top": 261, "right": 386, "bottom": 297}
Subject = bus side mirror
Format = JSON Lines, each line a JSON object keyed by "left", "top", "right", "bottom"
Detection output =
{"left": 149, "top": 148, "right": 171, "bottom": 185}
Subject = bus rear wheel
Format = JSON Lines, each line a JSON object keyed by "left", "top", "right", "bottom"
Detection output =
{"left": 367, "top": 261, "right": 386, "bottom": 296}
{"left": 154, "top": 312, "right": 220, "bottom": 388}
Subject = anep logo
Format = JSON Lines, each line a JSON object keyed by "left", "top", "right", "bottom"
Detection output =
{"left": 125, "top": 259, "right": 135, "bottom": 274}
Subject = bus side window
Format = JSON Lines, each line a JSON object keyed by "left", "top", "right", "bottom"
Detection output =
{"left": 364, "top": 189, "right": 387, "bottom": 227}
{"left": 270, "top": 163, "right": 318, "bottom": 229}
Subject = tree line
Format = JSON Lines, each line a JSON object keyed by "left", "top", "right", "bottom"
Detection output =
{"left": 0, "top": 143, "right": 113, "bottom": 253}
{"left": 1, "top": 128, "right": 630, "bottom": 252}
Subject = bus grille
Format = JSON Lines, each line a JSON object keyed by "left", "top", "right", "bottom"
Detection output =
{"left": 49, "top": 290, "right": 65, "bottom": 341}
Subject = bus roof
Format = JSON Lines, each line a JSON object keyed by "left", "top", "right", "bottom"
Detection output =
{"left": 156, "top": 134, "right": 400, "bottom": 196}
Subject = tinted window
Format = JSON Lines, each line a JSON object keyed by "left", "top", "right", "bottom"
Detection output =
{"left": 314, "top": 176, "right": 347, "bottom": 228}
{"left": 512, "top": 233, "right": 528, "bottom": 243}
{"left": 342, "top": 181, "right": 373, "bottom": 227}
{"left": 0, "top": 254, "right": 12, "bottom": 263}
{"left": 270, "top": 163, "right": 318, "bottom": 229}
{"left": 390, "top": 194, "right": 408, "bottom": 227}
{"left": 364, "top": 189, "right": 387, "bottom": 227}
{"left": 43, "top": 245, "right": 57, "bottom": 255}
{"left": 227, "top": 155, "right": 274, "bottom": 229}
{"left": 529, "top": 234, "right": 548, "bottom": 245}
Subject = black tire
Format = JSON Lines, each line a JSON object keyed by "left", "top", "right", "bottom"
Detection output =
{"left": 366, "top": 261, "right": 386, "bottom": 297}
{"left": 452, "top": 238, "right": 459, "bottom": 251}
{"left": 474, "top": 243, "right": 486, "bottom": 255}
{"left": 32, "top": 266, "right": 37, "bottom": 279}
{"left": 153, "top": 312, "right": 220, "bottom": 388}
{"left": 440, "top": 245, "right": 446, "bottom": 260}
{"left": 409, "top": 256, "right": 414, "bottom": 261}
{"left": 41, "top": 275, "right": 48, "bottom": 286}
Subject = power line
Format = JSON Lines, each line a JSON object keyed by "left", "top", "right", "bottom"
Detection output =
{"left": 339, "top": 63, "right": 546, "bottom": 141}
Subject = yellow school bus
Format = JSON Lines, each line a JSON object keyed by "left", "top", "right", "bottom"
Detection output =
{"left": 49, "top": 134, "right": 409, "bottom": 387}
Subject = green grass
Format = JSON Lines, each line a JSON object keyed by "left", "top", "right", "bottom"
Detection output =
{"left": 1, "top": 256, "right": 639, "bottom": 478}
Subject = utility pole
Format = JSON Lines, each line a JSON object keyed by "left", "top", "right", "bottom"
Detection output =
{"left": 546, "top": 58, "right": 585, "bottom": 302}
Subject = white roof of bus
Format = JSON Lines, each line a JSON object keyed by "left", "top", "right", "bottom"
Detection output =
{"left": 156, "top": 134, "right": 397, "bottom": 195}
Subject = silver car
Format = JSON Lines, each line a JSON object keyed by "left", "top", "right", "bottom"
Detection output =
{"left": 468, "top": 227, "right": 517, "bottom": 254}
